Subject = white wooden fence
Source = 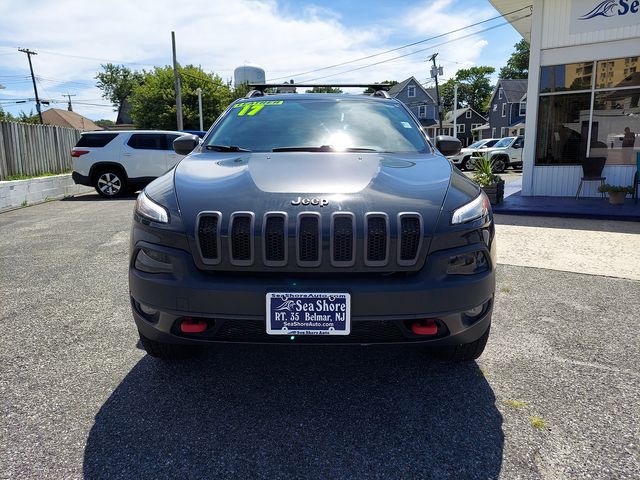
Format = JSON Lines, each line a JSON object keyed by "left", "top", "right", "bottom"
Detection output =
{"left": 0, "top": 121, "right": 81, "bottom": 180}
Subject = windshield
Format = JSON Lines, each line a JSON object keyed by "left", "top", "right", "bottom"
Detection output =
{"left": 468, "top": 140, "right": 486, "bottom": 149}
{"left": 206, "top": 98, "right": 430, "bottom": 153}
{"left": 493, "top": 137, "right": 515, "bottom": 148}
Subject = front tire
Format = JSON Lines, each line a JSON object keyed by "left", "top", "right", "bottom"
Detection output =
{"left": 431, "top": 324, "right": 490, "bottom": 362}
{"left": 139, "top": 332, "right": 196, "bottom": 360}
{"left": 94, "top": 169, "right": 126, "bottom": 198}
{"left": 492, "top": 157, "right": 507, "bottom": 173}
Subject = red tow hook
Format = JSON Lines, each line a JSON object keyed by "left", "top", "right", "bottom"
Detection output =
{"left": 180, "top": 317, "right": 208, "bottom": 333}
{"left": 411, "top": 319, "right": 438, "bottom": 336}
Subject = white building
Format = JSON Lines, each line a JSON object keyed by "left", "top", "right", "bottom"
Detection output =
{"left": 490, "top": 0, "right": 640, "bottom": 197}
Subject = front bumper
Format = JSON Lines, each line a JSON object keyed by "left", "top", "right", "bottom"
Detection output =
{"left": 129, "top": 239, "right": 496, "bottom": 347}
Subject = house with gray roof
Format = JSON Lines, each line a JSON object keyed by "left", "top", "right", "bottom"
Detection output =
{"left": 436, "top": 107, "right": 487, "bottom": 146}
{"left": 388, "top": 77, "right": 438, "bottom": 136}
{"left": 487, "top": 79, "right": 528, "bottom": 139}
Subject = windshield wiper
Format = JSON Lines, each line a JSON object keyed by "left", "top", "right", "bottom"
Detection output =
{"left": 272, "top": 145, "right": 378, "bottom": 152}
{"left": 205, "top": 144, "right": 251, "bottom": 152}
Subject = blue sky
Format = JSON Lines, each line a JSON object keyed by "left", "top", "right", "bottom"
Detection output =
{"left": 0, "top": 0, "right": 523, "bottom": 121}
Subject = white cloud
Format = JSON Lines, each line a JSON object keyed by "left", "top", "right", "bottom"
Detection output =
{"left": 0, "top": 0, "right": 507, "bottom": 120}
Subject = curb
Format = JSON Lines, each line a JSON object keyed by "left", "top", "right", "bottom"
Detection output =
{"left": 0, "top": 174, "right": 93, "bottom": 213}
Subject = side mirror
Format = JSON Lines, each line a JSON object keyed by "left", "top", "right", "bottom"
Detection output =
{"left": 173, "top": 134, "right": 200, "bottom": 155}
{"left": 512, "top": 143, "right": 522, "bottom": 149}
{"left": 435, "top": 135, "right": 462, "bottom": 157}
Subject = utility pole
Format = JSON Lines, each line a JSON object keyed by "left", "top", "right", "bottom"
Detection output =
{"left": 196, "top": 87, "right": 203, "bottom": 131}
{"left": 428, "top": 53, "right": 443, "bottom": 132}
{"left": 64, "top": 93, "right": 76, "bottom": 112}
{"left": 453, "top": 84, "right": 458, "bottom": 140}
{"left": 171, "top": 31, "right": 184, "bottom": 130}
{"left": 18, "top": 48, "right": 43, "bottom": 123}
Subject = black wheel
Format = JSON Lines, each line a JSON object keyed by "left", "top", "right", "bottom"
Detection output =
{"left": 460, "top": 156, "right": 470, "bottom": 171}
{"left": 94, "top": 168, "right": 127, "bottom": 198}
{"left": 139, "top": 332, "right": 196, "bottom": 360}
{"left": 492, "top": 157, "right": 507, "bottom": 173}
{"left": 431, "top": 324, "right": 490, "bottom": 362}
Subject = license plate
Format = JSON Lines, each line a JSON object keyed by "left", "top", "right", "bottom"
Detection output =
{"left": 266, "top": 292, "right": 351, "bottom": 335}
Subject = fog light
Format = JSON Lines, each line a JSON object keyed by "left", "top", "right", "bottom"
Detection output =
{"left": 139, "top": 303, "right": 158, "bottom": 316}
{"left": 447, "top": 251, "right": 488, "bottom": 275}
{"left": 464, "top": 305, "right": 484, "bottom": 318}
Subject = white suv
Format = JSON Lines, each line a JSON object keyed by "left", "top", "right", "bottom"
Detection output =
{"left": 447, "top": 138, "right": 500, "bottom": 170}
{"left": 71, "top": 130, "right": 187, "bottom": 197}
{"left": 470, "top": 135, "right": 524, "bottom": 173}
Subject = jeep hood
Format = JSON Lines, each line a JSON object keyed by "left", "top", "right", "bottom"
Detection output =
{"left": 174, "top": 151, "right": 454, "bottom": 233}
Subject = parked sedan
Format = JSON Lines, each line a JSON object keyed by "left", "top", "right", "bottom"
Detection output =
{"left": 448, "top": 138, "right": 500, "bottom": 170}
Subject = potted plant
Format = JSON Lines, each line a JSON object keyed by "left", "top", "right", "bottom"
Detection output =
{"left": 598, "top": 184, "right": 633, "bottom": 205}
{"left": 472, "top": 155, "right": 505, "bottom": 205}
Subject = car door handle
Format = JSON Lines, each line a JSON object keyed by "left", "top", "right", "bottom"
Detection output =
{"left": 122, "top": 153, "right": 132, "bottom": 156}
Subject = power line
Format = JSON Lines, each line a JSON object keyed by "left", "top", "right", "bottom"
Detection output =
{"left": 301, "top": 14, "right": 531, "bottom": 83}
{"left": 267, "top": 5, "right": 532, "bottom": 82}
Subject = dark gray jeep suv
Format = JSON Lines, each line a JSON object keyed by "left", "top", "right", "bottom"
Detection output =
{"left": 129, "top": 93, "right": 496, "bottom": 361}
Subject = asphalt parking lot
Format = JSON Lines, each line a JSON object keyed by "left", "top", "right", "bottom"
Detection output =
{"left": 1, "top": 194, "right": 639, "bottom": 479}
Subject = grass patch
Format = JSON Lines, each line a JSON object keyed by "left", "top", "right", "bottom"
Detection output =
{"left": 3, "top": 170, "right": 71, "bottom": 181}
{"left": 529, "top": 416, "right": 547, "bottom": 429}
{"left": 504, "top": 399, "right": 527, "bottom": 409}
{"left": 21, "top": 200, "right": 28, "bottom": 207}
{"left": 500, "top": 287, "right": 511, "bottom": 294}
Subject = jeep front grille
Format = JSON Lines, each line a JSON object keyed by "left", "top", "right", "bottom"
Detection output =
{"left": 194, "top": 211, "right": 424, "bottom": 270}
{"left": 263, "top": 213, "right": 286, "bottom": 266}
{"left": 365, "top": 213, "right": 389, "bottom": 266}
{"left": 197, "top": 212, "right": 221, "bottom": 263}
{"left": 398, "top": 214, "right": 423, "bottom": 266}
{"left": 297, "top": 214, "right": 321, "bottom": 266}
{"left": 229, "top": 213, "right": 254, "bottom": 266}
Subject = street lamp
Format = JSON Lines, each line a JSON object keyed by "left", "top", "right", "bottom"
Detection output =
{"left": 196, "top": 87, "right": 203, "bottom": 131}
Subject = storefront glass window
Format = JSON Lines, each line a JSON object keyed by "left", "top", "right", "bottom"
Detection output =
{"left": 536, "top": 93, "right": 591, "bottom": 165}
{"left": 540, "top": 62, "right": 593, "bottom": 93}
{"left": 595, "top": 58, "right": 640, "bottom": 89}
{"left": 537, "top": 58, "right": 640, "bottom": 165}
{"left": 590, "top": 89, "right": 640, "bottom": 165}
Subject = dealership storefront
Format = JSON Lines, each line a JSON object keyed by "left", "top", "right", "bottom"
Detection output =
{"left": 490, "top": 0, "right": 640, "bottom": 197}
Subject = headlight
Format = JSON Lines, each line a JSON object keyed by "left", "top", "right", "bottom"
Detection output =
{"left": 135, "top": 191, "right": 169, "bottom": 223}
{"left": 451, "top": 192, "right": 490, "bottom": 225}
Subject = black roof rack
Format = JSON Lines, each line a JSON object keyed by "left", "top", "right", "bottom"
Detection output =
{"left": 246, "top": 83, "right": 393, "bottom": 98}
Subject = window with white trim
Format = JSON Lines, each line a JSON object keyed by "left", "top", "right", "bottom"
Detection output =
{"left": 407, "top": 85, "right": 416, "bottom": 97}
{"left": 501, "top": 103, "right": 507, "bottom": 117}
{"left": 491, "top": 128, "right": 496, "bottom": 138}
{"left": 501, "top": 127, "right": 509, "bottom": 137}
{"left": 457, "top": 124, "right": 465, "bottom": 134}
{"left": 418, "top": 105, "right": 427, "bottom": 118}
{"left": 498, "top": 88, "right": 503, "bottom": 100}
{"left": 519, "top": 101, "right": 527, "bottom": 116}
{"left": 465, "top": 110, "right": 472, "bottom": 119}
{"left": 471, "top": 123, "right": 482, "bottom": 130}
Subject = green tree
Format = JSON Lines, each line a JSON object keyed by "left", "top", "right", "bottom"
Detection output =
{"left": 363, "top": 80, "right": 398, "bottom": 94}
{"left": 130, "top": 65, "right": 233, "bottom": 130}
{"left": 499, "top": 40, "right": 530, "bottom": 79}
{"left": 305, "top": 86, "right": 344, "bottom": 93}
{"left": 96, "top": 63, "right": 144, "bottom": 111}
{"left": 18, "top": 110, "right": 41, "bottom": 124}
{"left": 94, "top": 119, "right": 115, "bottom": 128}
{"left": 439, "top": 66, "right": 496, "bottom": 115}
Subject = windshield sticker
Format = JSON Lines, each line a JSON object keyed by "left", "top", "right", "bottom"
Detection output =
{"left": 233, "top": 100, "right": 283, "bottom": 117}
{"left": 401, "top": 121, "right": 412, "bottom": 129}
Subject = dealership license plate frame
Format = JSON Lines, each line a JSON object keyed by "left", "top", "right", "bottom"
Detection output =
{"left": 266, "top": 292, "right": 351, "bottom": 336}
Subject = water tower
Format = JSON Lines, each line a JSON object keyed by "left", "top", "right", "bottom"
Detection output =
{"left": 234, "top": 64, "right": 266, "bottom": 87}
